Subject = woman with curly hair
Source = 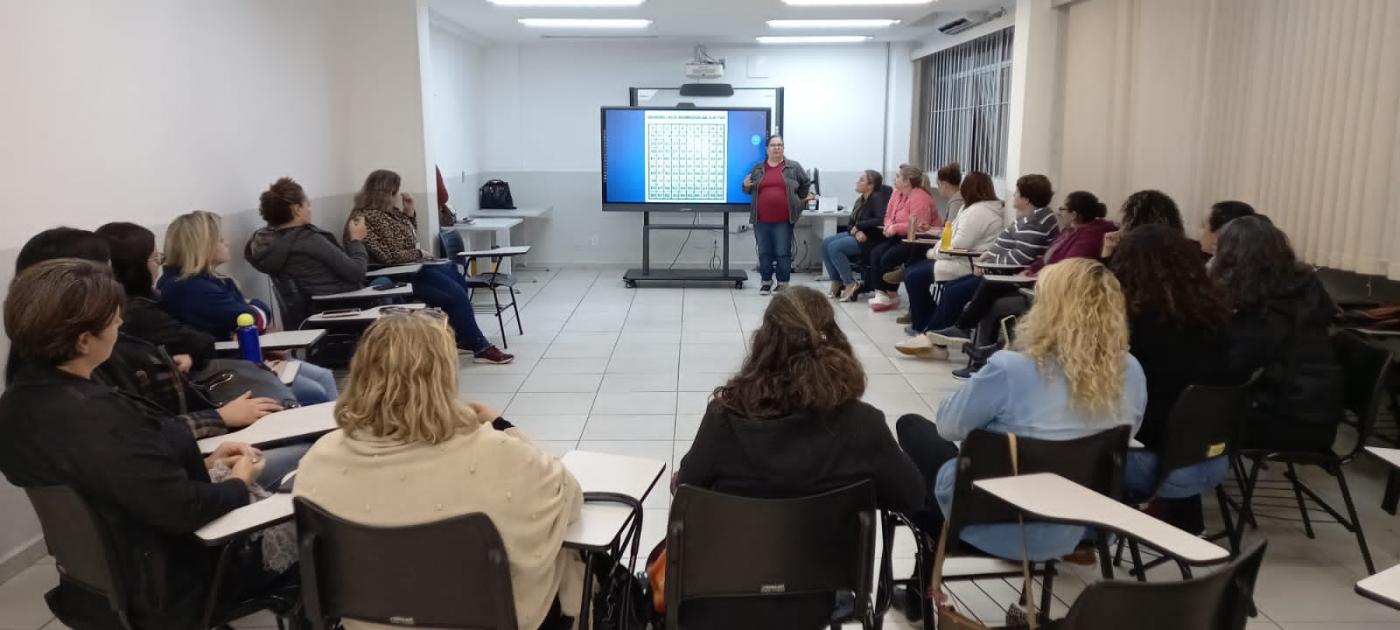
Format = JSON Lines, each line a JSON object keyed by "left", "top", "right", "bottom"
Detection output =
{"left": 1101, "top": 189, "right": 1185, "bottom": 258}
{"left": 1110, "top": 225, "right": 1235, "bottom": 532}
{"left": 897, "top": 258, "right": 1146, "bottom": 562}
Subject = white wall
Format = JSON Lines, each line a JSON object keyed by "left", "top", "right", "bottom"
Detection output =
{"left": 470, "top": 42, "right": 914, "bottom": 266}
{"left": 0, "top": 0, "right": 435, "bottom": 573}
{"left": 427, "top": 22, "right": 486, "bottom": 214}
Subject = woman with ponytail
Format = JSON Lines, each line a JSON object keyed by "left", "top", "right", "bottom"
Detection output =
{"left": 1025, "top": 190, "right": 1116, "bottom": 275}
{"left": 674, "top": 285, "right": 924, "bottom": 624}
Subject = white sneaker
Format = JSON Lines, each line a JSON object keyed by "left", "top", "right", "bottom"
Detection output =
{"left": 870, "top": 293, "right": 892, "bottom": 306}
{"left": 895, "top": 335, "right": 949, "bottom": 359}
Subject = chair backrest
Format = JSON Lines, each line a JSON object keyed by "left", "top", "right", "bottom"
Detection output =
{"left": 1158, "top": 382, "right": 1253, "bottom": 473}
{"left": 24, "top": 486, "right": 131, "bottom": 626}
{"left": 438, "top": 229, "right": 466, "bottom": 265}
{"left": 295, "top": 497, "right": 518, "bottom": 630}
{"left": 1333, "top": 330, "right": 1394, "bottom": 449}
{"left": 268, "top": 274, "right": 313, "bottom": 330}
{"left": 1056, "top": 540, "right": 1267, "bottom": 630}
{"left": 665, "top": 481, "right": 877, "bottom": 629}
{"left": 947, "top": 426, "right": 1129, "bottom": 548}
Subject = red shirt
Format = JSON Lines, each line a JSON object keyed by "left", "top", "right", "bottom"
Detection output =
{"left": 756, "top": 162, "right": 790, "bottom": 223}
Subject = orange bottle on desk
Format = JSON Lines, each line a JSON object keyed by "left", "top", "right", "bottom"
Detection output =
{"left": 939, "top": 219, "right": 954, "bottom": 251}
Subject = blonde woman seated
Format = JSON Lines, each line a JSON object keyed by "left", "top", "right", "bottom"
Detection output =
{"left": 294, "top": 310, "right": 583, "bottom": 629}
{"left": 896, "top": 258, "right": 1145, "bottom": 582}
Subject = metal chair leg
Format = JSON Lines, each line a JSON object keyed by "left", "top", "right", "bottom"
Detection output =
{"left": 1038, "top": 561, "right": 1056, "bottom": 624}
{"left": 1215, "top": 485, "right": 1240, "bottom": 555}
{"left": 1335, "top": 465, "right": 1377, "bottom": 575}
{"left": 1237, "top": 458, "right": 1265, "bottom": 533}
{"left": 490, "top": 285, "right": 507, "bottom": 349}
{"left": 1128, "top": 539, "right": 1147, "bottom": 582}
{"left": 1095, "top": 532, "right": 1115, "bottom": 580}
{"left": 1285, "top": 463, "right": 1315, "bottom": 538}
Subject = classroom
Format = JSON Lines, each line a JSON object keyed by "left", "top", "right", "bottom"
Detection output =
{"left": 0, "top": 0, "right": 1399, "bottom": 628}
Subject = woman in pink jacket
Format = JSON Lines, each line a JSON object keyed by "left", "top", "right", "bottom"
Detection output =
{"left": 869, "top": 164, "right": 939, "bottom": 311}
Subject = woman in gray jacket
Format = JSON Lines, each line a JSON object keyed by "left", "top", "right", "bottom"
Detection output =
{"left": 741, "top": 135, "right": 812, "bottom": 295}
{"left": 246, "top": 176, "right": 369, "bottom": 297}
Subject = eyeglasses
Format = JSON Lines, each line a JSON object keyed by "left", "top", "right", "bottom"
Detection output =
{"left": 381, "top": 306, "right": 447, "bottom": 320}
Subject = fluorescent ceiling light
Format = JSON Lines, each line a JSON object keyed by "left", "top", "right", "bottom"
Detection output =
{"left": 756, "top": 35, "right": 873, "bottom": 44}
{"left": 491, "top": 0, "right": 643, "bottom": 5}
{"left": 767, "top": 19, "right": 900, "bottom": 29}
{"left": 518, "top": 18, "right": 653, "bottom": 28}
{"left": 782, "top": 0, "right": 932, "bottom": 5}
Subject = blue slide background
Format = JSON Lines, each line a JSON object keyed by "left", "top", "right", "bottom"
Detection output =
{"left": 602, "top": 108, "right": 769, "bottom": 206}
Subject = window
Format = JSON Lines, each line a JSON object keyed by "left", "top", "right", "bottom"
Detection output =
{"left": 915, "top": 27, "right": 1014, "bottom": 179}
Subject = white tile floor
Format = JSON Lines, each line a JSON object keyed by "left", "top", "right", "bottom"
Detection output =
{"left": 4, "top": 266, "right": 1400, "bottom": 629}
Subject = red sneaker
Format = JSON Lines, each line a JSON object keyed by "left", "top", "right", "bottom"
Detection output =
{"left": 472, "top": 346, "right": 515, "bottom": 364}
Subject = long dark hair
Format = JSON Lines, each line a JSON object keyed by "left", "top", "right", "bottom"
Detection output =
{"left": 1063, "top": 191, "right": 1108, "bottom": 223}
{"left": 1120, "top": 190, "right": 1183, "bottom": 232}
{"left": 1110, "top": 225, "right": 1229, "bottom": 331}
{"left": 1209, "top": 216, "right": 1306, "bottom": 311}
{"left": 95, "top": 222, "right": 158, "bottom": 299}
{"left": 713, "top": 286, "right": 865, "bottom": 419}
{"left": 960, "top": 171, "right": 999, "bottom": 207}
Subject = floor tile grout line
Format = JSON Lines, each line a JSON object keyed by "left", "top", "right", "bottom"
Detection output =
{"left": 511, "top": 267, "right": 601, "bottom": 451}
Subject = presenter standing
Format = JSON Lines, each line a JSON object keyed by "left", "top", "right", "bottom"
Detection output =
{"left": 743, "top": 135, "right": 812, "bottom": 296}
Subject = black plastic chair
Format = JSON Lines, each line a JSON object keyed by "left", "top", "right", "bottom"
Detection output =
{"left": 1051, "top": 540, "right": 1267, "bottom": 630}
{"left": 25, "top": 485, "right": 297, "bottom": 630}
{"left": 438, "top": 229, "right": 522, "bottom": 348}
{"left": 1229, "top": 330, "right": 1391, "bottom": 575}
{"left": 665, "top": 481, "right": 878, "bottom": 630}
{"left": 295, "top": 497, "right": 518, "bottom": 630}
{"left": 1114, "top": 380, "right": 1253, "bottom": 578}
{"left": 884, "top": 427, "right": 1130, "bottom": 628}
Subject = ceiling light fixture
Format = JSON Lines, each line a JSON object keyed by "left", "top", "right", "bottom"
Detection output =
{"left": 518, "top": 18, "right": 653, "bottom": 28}
{"left": 490, "top": 0, "right": 644, "bottom": 6}
{"left": 756, "top": 35, "right": 874, "bottom": 44}
{"left": 767, "top": 19, "right": 900, "bottom": 29}
{"left": 782, "top": 0, "right": 932, "bottom": 6}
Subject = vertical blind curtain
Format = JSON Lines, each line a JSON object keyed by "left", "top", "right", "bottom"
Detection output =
{"left": 917, "top": 28, "right": 1015, "bottom": 179}
{"left": 1056, "top": 0, "right": 1400, "bottom": 279}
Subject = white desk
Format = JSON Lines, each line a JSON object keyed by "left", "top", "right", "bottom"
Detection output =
{"left": 1352, "top": 328, "right": 1400, "bottom": 338}
{"left": 1356, "top": 562, "right": 1400, "bottom": 610}
{"left": 303, "top": 303, "right": 428, "bottom": 325}
{"left": 469, "top": 206, "right": 552, "bottom": 220}
{"left": 198, "top": 402, "right": 337, "bottom": 454}
{"left": 454, "top": 218, "right": 526, "bottom": 274}
{"left": 195, "top": 493, "right": 293, "bottom": 545}
{"left": 983, "top": 273, "right": 1036, "bottom": 285}
{"left": 366, "top": 263, "right": 423, "bottom": 278}
{"left": 561, "top": 450, "right": 666, "bottom": 502}
{"left": 311, "top": 283, "right": 414, "bottom": 302}
{"left": 974, "top": 472, "right": 1229, "bottom": 565}
{"left": 214, "top": 329, "right": 327, "bottom": 353}
{"left": 1369, "top": 447, "right": 1400, "bottom": 515}
{"left": 802, "top": 200, "right": 851, "bottom": 277}
{"left": 978, "top": 262, "right": 1027, "bottom": 272}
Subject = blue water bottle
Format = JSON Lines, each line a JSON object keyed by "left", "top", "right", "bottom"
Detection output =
{"left": 235, "top": 313, "right": 263, "bottom": 363}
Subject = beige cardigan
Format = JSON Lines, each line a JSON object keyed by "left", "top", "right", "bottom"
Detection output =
{"left": 294, "top": 424, "right": 584, "bottom": 630}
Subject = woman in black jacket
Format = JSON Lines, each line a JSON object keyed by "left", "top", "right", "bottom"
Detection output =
{"left": 1210, "top": 216, "right": 1344, "bottom": 451}
{"left": 819, "top": 170, "right": 891, "bottom": 299}
{"left": 673, "top": 285, "right": 924, "bottom": 627}
{"left": 0, "top": 259, "right": 286, "bottom": 629}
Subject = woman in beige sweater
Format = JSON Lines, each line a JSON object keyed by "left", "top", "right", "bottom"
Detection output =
{"left": 294, "top": 309, "right": 583, "bottom": 629}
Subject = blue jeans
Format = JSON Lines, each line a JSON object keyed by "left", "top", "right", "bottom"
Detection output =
{"left": 905, "top": 260, "right": 936, "bottom": 329}
{"left": 255, "top": 442, "right": 312, "bottom": 490}
{"left": 754, "top": 221, "right": 794, "bottom": 283}
{"left": 927, "top": 274, "right": 983, "bottom": 332}
{"left": 414, "top": 263, "right": 491, "bottom": 352}
{"left": 1124, "top": 450, "right": 1231, "bottom": 499}
{"left": 821, "top": 233, "right": 863, "bottom": 284}
{"left": 289, "top": 361, "right": 338, "bottom": 404}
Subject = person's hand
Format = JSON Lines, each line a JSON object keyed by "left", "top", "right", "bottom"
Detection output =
{"left": 207, "top": 441, "right": 261, "bottom": 469}
{"left": 974, "top": 266, "right": 985, "bottom": 277}
{"left": 1101, "top": 230, "right": 1122, "bottom": 258}
{"left": 347, "top": 216, "right": 368, "bottom": 241}
{"left": 229, "top": 453, "right": 266, "bottom": 486}
{"left": 855, "top": 231, "right": 867, "bottom": 243}
{"left": 742, "top": 174, "right": 753, "bottom": 190}
{"left": 883, "top": 225, "right": 896, "bottom": 237}
{"left": 467, "top": 400, "right": 502, "bottom": 423}
{"left": 171, "top": 354, "right": 193, "bottom": 373}
{"left": 805, "top": 193, "right": 817, "bottom": 202}
{"left": 217, "top": 391, "right": 283, "bottom": 428}
{"left": 400, "top": 193, "right": 416, "bottom": 218}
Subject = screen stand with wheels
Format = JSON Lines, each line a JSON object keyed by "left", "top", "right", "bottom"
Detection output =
{"left": 623, "top": 211, "right": 747, "bottom": 289}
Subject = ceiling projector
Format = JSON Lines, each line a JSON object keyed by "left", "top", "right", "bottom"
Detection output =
{"left": 684, "top": 61, "right": 724, "bottom": 79}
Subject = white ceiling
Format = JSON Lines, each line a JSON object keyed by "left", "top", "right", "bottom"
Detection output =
{"left": 429, "top": 0, "right": 1008, "bottom": 45}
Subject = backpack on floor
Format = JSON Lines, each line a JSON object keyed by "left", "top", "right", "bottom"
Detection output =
{"left": 479, "top": 179, "right": 516, "bottom": 210}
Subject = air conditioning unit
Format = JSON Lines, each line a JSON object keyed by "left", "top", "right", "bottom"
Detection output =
{"left": 937, "top": 9, "right": 1003, "bottom": 35}
{"left": 684, "top": 62, "right": 725, "bottom": 79}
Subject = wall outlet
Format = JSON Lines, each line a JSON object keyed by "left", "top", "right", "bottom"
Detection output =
{"left": 590, "top": 235, "right": 600, "bottom": 247}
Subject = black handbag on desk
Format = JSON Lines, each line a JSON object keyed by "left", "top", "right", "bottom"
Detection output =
{"left": 479, "top": 179, "right": 516, "bottom": 210}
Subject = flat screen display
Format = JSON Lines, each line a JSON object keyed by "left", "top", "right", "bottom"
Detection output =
{"left": 600, "top": 107, "right": 771, "bottom": 211}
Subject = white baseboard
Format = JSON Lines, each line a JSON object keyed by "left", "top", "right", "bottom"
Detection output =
{"left": 0, "top": 535, "right": 45, "bottom": 585}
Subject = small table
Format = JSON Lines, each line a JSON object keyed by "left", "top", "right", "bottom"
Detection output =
{"left": 365, "top": 263, "right": 423, "bottom": 278}
{"left": 303, "top": 303, "right": 428, "bottom": 325}
{"left": 1368, "top": 447, "right": 1400, "bottom": 514}
{"left": 195, "top": 493, "right": 294, "bottom": 545}
{"left": 311, "top": 283, "right": 414, "bottom": 303}
{"left": 214, "top": 329, "right": 327, "bottom": 354}
{"left": 454, "top": 217, "right": 525, "bottom": 273}
{"left": 983, "top": 273, "right": 1036, "bottom": 285}
{"left": 801, "top": 202, "right": 851, "bottom": 275}
{"left": 1356, "top": 562, "right": 1400, "bottom": 610}
{"left": 469, "top": 206, "right": 552, "bottom": 220}
{"left": 974, "top": 472, "right": 1229, "bottom": 566}
{"left": 197, "top": 402, "right": 337, "bottom": 454}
